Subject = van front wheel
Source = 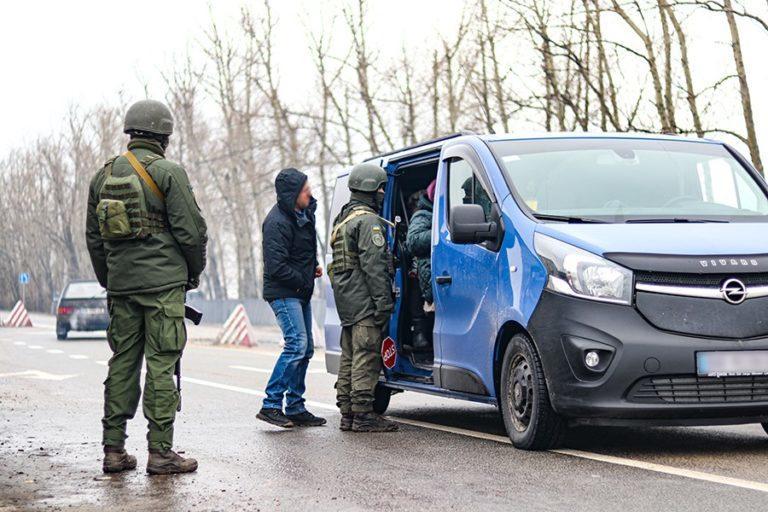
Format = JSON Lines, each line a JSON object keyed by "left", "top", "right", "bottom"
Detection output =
{"left": 500, "top": 334, "right": 564, "bottom": 450}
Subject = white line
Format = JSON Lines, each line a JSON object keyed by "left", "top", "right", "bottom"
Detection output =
{"left": 180, "top": 376, "right": 337, "bottom": 412}
{"left": 553, "top": 448, "right": 768, "bottom": 493}
{"left": 175, "top": 374, "right": 768, "bottom": 492}
{"left": 28, "top": 345, "right": 42, "bottom": 349}
{"left": 13, "top": 341, "right": 25, "bottom": 346}
{"left": 69, "top": 355, "right": 88, "bottom": 360}
{"left": 95, "top": 360, "right": 108, "bottom": 366}
{"left": 389, "top": 416, "right": 768, "bottom": 494}
{"left": 46, "top": 349, "right": 64, "bottom": 354}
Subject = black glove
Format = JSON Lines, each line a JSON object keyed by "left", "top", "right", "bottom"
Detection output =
{"left": 186, "top": 276, "right": 200, "bottom": 291}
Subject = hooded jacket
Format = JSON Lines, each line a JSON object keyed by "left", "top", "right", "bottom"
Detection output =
{"left": 262, "top": 168, "right": 318, "bottom": 302}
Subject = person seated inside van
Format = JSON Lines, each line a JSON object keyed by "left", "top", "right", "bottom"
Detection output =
{"left": 462, "top": 175, "right": 492, "bottom": 218}
{"left": 405, "top": 179, "right": 437, "bottom": 353}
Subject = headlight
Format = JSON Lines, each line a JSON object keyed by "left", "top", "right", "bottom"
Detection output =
{"left": 534, "top": 233, "right": 633, "bottom": 305}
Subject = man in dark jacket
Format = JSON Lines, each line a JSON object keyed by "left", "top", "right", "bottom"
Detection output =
{"left": 257, "top": 168, "right": 326, "bottom": 428}
{"left": 405, "top": 179, "right": 435, "bottom": 352}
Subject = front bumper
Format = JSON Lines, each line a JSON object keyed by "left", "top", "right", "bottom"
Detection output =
{"left": 528, "top": 291, "right": 768, "bottom": 426}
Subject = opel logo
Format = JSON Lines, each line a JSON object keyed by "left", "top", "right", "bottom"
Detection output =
{"left": 721, "top": 278, "right": 747, "bottom": 305}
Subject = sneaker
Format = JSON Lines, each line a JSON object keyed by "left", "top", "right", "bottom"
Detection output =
{"left": 340, "top": 413, "right": 355, "bottom": 431}
{"left": 351, "top": 412, "right": 399, "bottom": 432}
{"left": 102, "top": 446, "right": 137, "bottom": 473}
{"left": 146, "top": 449, "right": 198, "bottom": 475}
{"left": 287, "top": 411, "right": 327, "bottom": 427}
{"left": 256, "top": 408, "right": 294, "bottom": 428}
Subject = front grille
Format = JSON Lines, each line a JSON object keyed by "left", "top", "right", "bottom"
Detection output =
{"left": 629, "top": 375, "right": 768, "bottom": 404}
{"left": 635, "top": 271, "right": 768, "bottom": 287}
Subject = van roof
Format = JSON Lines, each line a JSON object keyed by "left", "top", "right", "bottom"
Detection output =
{"left": 337, "top": 131, "right": 725, "bottom": 178}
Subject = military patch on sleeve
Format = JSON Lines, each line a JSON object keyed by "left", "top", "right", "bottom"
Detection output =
{"left": 371, "top": 225, "right": 385, "bottom": 247}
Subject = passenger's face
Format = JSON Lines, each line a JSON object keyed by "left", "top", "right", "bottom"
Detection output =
{"left": 296, "top": 182, "right": 312, "bottom": 210}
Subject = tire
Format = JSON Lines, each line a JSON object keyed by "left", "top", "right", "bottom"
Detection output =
{"left": 499, "top": 333, "right": 565, "bottom": 450}
{"left": 56, "top": 327, "right": 68, "bottom": 341}
{"left": 373, "top": 383, "right": 392, "bottom": 415}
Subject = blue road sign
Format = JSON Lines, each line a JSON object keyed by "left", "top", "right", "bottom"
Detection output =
{"left": 18, "top": 272, "right": 29, "bottom": 285}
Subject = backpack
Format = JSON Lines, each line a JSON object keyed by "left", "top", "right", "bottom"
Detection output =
{"left": 96, "top": 151, "right": 166, "bottom": 240}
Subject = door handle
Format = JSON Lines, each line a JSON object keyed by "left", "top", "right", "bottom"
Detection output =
{"left": 436, "top": 275, "right": 452, "bottom": 285}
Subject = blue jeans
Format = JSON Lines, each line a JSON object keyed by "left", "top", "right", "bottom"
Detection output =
{"left": 263, "top": 298, "right": 314, "bottom": 415}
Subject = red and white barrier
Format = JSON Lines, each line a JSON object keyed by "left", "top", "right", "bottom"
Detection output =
{"left": 216, "top": 304, "right": 255, "bottom": 347}
{"left": 2, "top": 301, "right": 33, "bottom": 327}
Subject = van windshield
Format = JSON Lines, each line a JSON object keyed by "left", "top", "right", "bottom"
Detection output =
{"left": 489, "top": 138, "right": 768, "bottom": 223}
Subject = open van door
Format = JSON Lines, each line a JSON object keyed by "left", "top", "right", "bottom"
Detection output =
{"left": 432, "top": 144, "right": 502, "bottom": 397}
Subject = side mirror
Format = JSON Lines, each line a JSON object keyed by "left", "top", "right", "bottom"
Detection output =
{"left": 450, "top": 204, "right": 498, "bottom": 244}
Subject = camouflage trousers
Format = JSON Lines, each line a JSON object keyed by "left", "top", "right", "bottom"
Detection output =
{"left": 335, "top": 316, "right": 383, "bottom": 414}
{"left": 102, "top": 287, "right": 186, "bottom": 451}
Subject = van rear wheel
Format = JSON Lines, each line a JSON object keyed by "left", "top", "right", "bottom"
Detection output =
{"left": 373, "top": 383, "right": 392, "bottom": 414}
{"left": 500, "top": 333, "right": 564, "bottom": 450}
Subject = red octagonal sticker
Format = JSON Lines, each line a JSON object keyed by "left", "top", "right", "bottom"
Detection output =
{"left": 381, "top": 337, "right": 397, "bottom": 369}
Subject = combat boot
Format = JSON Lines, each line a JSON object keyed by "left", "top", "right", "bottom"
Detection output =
{"left": 340, "top": 413, "right": 355, "bottom": 431}
{"left": 146, "top": 449, "right": 198, "bottom": 475}
{"left": 352, "top": 412, "right": 399, "bottom": 432}
{"left": 102, "top": 446, "right": 137, "bottom": 473}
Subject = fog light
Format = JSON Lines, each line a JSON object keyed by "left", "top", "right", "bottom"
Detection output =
{"left": 585, "top": 351, "right": 600, "bottom": 368}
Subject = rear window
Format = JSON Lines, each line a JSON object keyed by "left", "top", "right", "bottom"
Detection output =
{"left": 64, "top": 282, "right": 106, "bottom": 299}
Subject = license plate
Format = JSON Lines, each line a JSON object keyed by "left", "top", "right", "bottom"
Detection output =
{"left": 696, "top": 350, "right": 768, "bottom": 377}
{"left": 80, "top": 308, "right": 106, "bottom": 315}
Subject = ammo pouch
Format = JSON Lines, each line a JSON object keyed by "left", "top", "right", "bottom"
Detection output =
{"left": 97, "top": 152, "right": 167, "bottom": 240}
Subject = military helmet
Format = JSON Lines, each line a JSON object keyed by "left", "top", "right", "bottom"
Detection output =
{"left": 348, "top": 163, "right": 387, "bottom": 192}
{"left": 123, "top": 99, "right": 174, "bottom": 136}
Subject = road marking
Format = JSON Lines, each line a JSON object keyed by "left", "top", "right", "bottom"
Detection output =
{"left": 13, "top": 341, "right": 26, "bottom": 346}
{"left": 46, "top": 349, "right": 64, "bottom": 354}
{"left": 181, "top": 376, "right": 337, "bottom": 412}
{"left": 389, "top": 416, "right": 768, "bottom": 494}
{"left": 229, "top": 364, "right": 326, "bottom": 374}
{"left": 96, "top": 360, "right": 108, "bottom": 366}
{"left": 69, "top": 355, "right": 88, "bottom": 360}
{"left": 0, "top": 370, "right": 77, "bottom": 381}
{"left": 28, "top": 345, "right": 42, "bottom": 349}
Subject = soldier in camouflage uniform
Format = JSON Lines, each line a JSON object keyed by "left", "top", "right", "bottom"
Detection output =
{"left": 328, "top": 163, "right": 398, "bottom": 432}
{"left": 85, "top": 100, "right": 208, "bottom": 474}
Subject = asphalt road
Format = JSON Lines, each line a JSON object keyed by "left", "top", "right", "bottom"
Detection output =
{"left": 3, "top": 324, "right": 768, "bottom": 511}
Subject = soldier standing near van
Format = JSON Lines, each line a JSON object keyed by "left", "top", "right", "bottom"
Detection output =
{"left": 328, "top": 163, "right": 398, "bottom": 432}
{"left": 85, "top": 100, "right": 208, "bottom": 475}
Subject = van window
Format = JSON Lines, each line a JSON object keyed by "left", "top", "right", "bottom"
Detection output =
{"left": 490, "top": 138, "right": 768, "bottom": 222}
{"left": 447, "top": 159, "right": 493, "bottom": 221}
{"left": 326, "top": 174, "right": 351, "bottom": 253}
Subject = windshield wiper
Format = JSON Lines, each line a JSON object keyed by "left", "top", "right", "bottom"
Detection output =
{"left": 624, "top": 218, "right": 730, "bottom": 224}
{"left": 532, "top": 213, "right": 608, "bottom": 224}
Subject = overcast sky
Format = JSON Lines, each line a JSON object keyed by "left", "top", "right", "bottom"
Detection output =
{"left": 2, "top": 0, "right": 767, "bottom": 156}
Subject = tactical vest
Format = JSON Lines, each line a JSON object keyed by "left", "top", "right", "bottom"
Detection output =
{"left": 96, "top": 154, "right": 167, "bottom": 240}
{"left": 328, "top": 206, "right": 378, "bottom": 278}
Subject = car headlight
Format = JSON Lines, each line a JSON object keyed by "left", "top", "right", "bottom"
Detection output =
{"left": 534, "top": 233, "right": 633, "bottom": 305}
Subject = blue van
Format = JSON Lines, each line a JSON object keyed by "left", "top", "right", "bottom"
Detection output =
{"left": 323, "top": 133, "right": 768, "bottom": 449}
